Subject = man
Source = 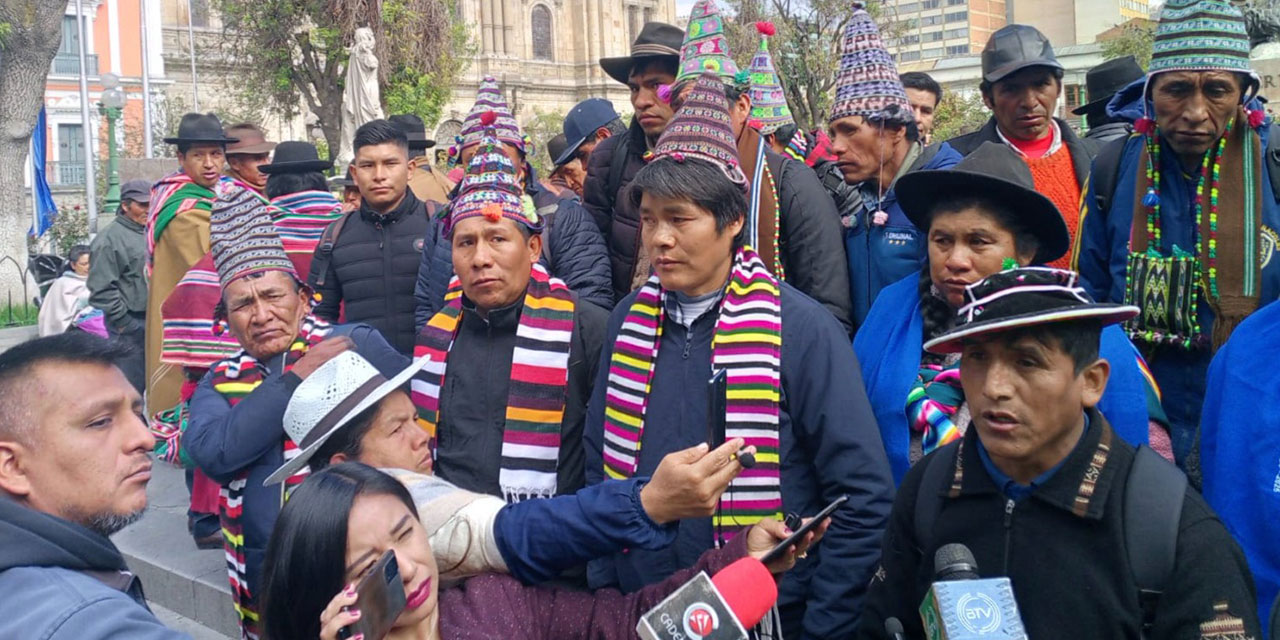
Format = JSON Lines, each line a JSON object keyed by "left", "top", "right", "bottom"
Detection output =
{"left": 223, "top": 123, "right": 276, "bottom": 193}
{"left": 0, "top": 334, "right": 188, "bottom": 639}
{"left": 544, "top": 133, "right": 586, "bottom": 198}
{"left": 826, "top": 5, "right": 961, "bottom": 328}
{"left": 329, "top": 169, "right": 361, "bottom": 212}
{"left": 900, "top": 71, "right": 942, "bottom": 144}
{"left": 554, "top": 98, "right": 625, "bottom": 170}
{"left": 390, "top": 113, "right": 455, "bottom": 205}
{"left": 584, "top": 73, "right": 895, "bottom": 640}
{"left": 1072, "top": 55, "right": 1145, "bottom": 144}
{"left": 1074, "top": 0, "right": 1280, "bottom": 471}
{"left": 88, "top": 179, "right": 150, "bottom": 392}
{"left": 669, "top": 0, "right": 853, "bottom": 332}
{"left": 414, "top": 80, "right": 613, "bottom": 322}
{"left": 584, "top": 21, "right": 684, "bottom": 301}
{"left": 412, "top": 121, "right": 607, "bottom": 500}
{"left": 946, "top": 24, "right": 1096, "bottom": 269}
{"left": 260, "top": 141, "right": 346, "bottom": 278}
{"left": 184, "top": 186, "right": 408, "bottom": 639}
{"left": 858, "top": 267, "right": 1261, "bottom": 640}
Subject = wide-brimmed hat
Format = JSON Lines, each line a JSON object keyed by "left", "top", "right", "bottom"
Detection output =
{"left": 896, "top": 142, "right": 1069, "bottom": 265}
{"left": 555, "top": 98, "right": 619, "bottom": 167}
{"left": 265, "top": 351, "right": 431, "bottom": 485}
{"left": 259, "top": 141, "right": 333, "bottom": 174}
{"left": 163, "top": 113, "right": 239, "bottom": 145}
{"left": 600, "top": 22, "right": 684, "bottom": 86}
{"left": 1072, "top": 56, "right": 1145, "bottom": 116}
{"left": 981, "top": 24, "right": 1063, "bottom": 84}
{"left": 923, "top": 267, "right": 1139, "bottom": 354}
{"left": 389, "top": 114, "right": 437, "bottom": 149}
{"left": 224, "top": 123, "right": 277, "bottom": 155}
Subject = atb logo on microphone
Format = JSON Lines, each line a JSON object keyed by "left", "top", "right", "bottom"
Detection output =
{"left": 682, "top": 602, "right": 720, "bottom": 639}
{"left": 956, "top": 592, "right": 1002, "bottom": 634}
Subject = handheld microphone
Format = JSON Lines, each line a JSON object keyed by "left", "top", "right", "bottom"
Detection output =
{"left": 885, "top": 617, "right": 907, "bottom": 640}
{"left": 636, "top": 557, "right": 777, "bottom": 640}
{"left": 918, "top": 544, "right": 1028, "bottom": 640}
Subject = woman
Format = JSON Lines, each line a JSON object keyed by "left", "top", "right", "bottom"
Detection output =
{"left": 854, "top": 142, "right": 1167, "bottom": 483}
{"left": 260, "top": 463, "right": 819, "bottom": 640}
{"left": 37, "top": 245, "right": 91, "bottom": 336}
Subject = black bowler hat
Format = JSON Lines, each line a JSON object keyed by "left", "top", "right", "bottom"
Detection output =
{"left": 546, "top": 133, "right": 571, "bottom": 169}
{"left": 1072, "top": 56, "right": 1145, "bottom": 116}
{"left": 600, "top": 22, "right": 685, "bottom": 86}
{"left": 923, "top": 267, "right": 1139, "bottom": 354}
{"left": 981, "top": 24, "right": 1063, "bottom": 84}
{"left": 388, "top": 114, "right": 436, "bottom": 149}
{"left": 896, "top": 142, "right": 1069, "bottom": 265}
{"left": 163, "top": 113, "right": 239, "bottom": 145}
{"left": 259, "top": 141, "right": 333, "bottom": 174}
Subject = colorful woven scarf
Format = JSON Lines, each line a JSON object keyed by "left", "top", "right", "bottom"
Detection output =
{"left": 602, "top": 247, "right": 783, "bottom": 544}
{"left": 145, "top": 171, "right": 225, "bottom": 275}
{"left": 411, "top": 263, "right": 574, "bottom": 502}
{"left": 904, "top": 362, "right": 964, "bottom": 454}
{"left": 269, "top": 190, "right": 345, "bottom": 278}
{"left": 210, "top": 315, "right": 330, "bottom": 640}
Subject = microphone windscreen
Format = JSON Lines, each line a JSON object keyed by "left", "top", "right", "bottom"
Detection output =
{"left": 934, "top": 543, "right": 980, "bottom": 581}
{"left": 710, "top": 557, "right": 778, "bottom": 628}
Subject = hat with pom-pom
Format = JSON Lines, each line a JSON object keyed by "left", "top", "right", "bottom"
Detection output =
{"left": 446, "top": 111, "right": 540, "bottom": 237}
{"left": 828, "top": 2, "right": 913, "bottom": 127}
{"left": 674, "top": 0, "right": 741, "bottom": 86}
{"left": 748, "top": 21, "right": 795, "bottom": 135}
{"left": 454, "top": 77, "right": 526, "bottom": 162}
{"left": 649, "top": 71, "right": 747, "bottom": 189}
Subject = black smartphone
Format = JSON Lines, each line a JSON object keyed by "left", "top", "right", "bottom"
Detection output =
{"left": 707, "top": 369, "right": 727, "bottom": 448}
{"left": 337, "top": 550, "right": 408, "bottom": 640}
{"left": 759, "top": 495, "right": 849, "bottom": 565}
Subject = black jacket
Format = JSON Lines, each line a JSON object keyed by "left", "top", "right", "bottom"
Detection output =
{"left": 1084, "top": 121, "right": 1134, "bottom": 145}
{"left": 947, "top": 116, "right": 1098, "bottom": 192}
{"left": 434, "top": 294, "right": 608, "bottom": 499}
{"left": 583, "top": 120, "right": 649, "bottom": 303}
{"left": 858, "top": 409, "right": 1261, "bottom": 640}
{"left": 309, "top": 189, "right": 431, "bottom": 354}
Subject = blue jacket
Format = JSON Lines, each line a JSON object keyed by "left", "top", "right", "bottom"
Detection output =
{"left": 1200, "top": 299, "right": 1280, "bottom": 633}
{"left": 414, "top": 176, "right": 614, "bottom": 327}
{"left": 845, "top": 142, "right": 962, "bottom": 329}
{"left": 185, "top": 323, "right": 408, "bottom": 597}
{"left": 854, "top": 274, "right": 1153, "bottom": 483}
{"left": 584, "top": 283, "right": 895, "bottom": 639}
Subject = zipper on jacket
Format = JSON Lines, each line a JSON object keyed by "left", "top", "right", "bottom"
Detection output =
{"left": 682, "top": 327, "right": 694, "bottom": 359}
{"left": 1002, "top": 498, "right": 1015, "bottom": 574}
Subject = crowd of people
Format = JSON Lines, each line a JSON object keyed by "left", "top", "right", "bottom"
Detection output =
{"left": 3, "top": 0, "right": 1279, "bottom": 638}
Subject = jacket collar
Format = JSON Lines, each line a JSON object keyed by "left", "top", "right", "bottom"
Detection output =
{"left": 115, "top": 213, "right": 146, "bottom": 232}
{"left": 360, "top": 187, "right": 422, "bottom": 224}
{"left": 460, "top": 294, "right": 522, "bottom": 332}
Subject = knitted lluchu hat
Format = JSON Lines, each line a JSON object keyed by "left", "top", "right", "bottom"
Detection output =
{"left": 828, "top": 2, "right": 913, "bottom": 126}
{"left": 446, "top": 111, "right": 540, "bottom": 237}
{"left": 650, "top": 71, "right": 748, "bottom": 189}
{"left": 1149, "top": 0, "right": 1257, "bottom": 89}
{"left": 748, "top": 22, "right": 795, "bottom": 135}
{"left": 675, "top": 0, "right": 742, "bottom": 86}
{"left": 210, "top": 185, "right": 297, "bottom": 288}
{"left": 451, "top": 76, "right": 527, "bottom": 164}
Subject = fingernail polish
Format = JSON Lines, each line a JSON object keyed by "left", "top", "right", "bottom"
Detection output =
{"left": 352, "top": 609, "right": 361, "bottom": 619}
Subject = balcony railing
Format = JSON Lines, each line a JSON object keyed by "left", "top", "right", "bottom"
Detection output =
{"left": 51, "top": 53, "right": 98, "bottom": 76}
{"left": 46, "top": 161, "right": 86, "bottom": 187}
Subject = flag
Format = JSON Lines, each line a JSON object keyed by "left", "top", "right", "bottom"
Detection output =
{"left": 30, "top": 106, "right": 58, "bottom": 237}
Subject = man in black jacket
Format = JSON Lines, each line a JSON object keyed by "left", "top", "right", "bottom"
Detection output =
{"left": 859, "top": 268, "right": 1260, "bottom": 640}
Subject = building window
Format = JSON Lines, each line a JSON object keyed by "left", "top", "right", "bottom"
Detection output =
{"left": 643, "top": 6, "right": 652, "bottom": 23}
{"left": 1065, "top": 84, "right": 1085, "bottom": 112}
{"left": 900, "top": 34, "right": 920, "bottom": 44}
{"left": 946, "top": 44, "right": 970, "bottom": 55}
{"left": 188, "top": 0, "right": 210, "bottom": 28}
{"left": 944, "top": 27, "right": 968, "bottom": 39}
{"left": 531, "top": 5, "right": 553, "bottom": 61}
{"left": 947, "top": 0, "right": 966, "bottom": 5}
{"left": 919, "top": 15, "right": 942, "bottom": 26}
{"left": 924, "top": 29, "right": 944, "bottom": 41}
{"left": 897, "top": 2, "right": 919, "bottom": 13}
{"left": 922, "top": 47, "right": 944, "bottom": 58}
{"left": 628, "top": 5, "right": 639, "bottom": 43}
{"left": 944, "top": 10, "right": 967, "bottom": 22}
{"left": 900, "top": 50, "right": 922, "bottom": 62}
{"left": 921, "top": 0, "right": 940, "bottom": 8}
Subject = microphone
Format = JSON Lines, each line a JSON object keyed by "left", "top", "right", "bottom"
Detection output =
{"left": 885, "top": 617, "right": 907, "bottom": 640}
{"left": 636, "top": 557, "right": 777, "bottom": 640}
{"left": 918, "top": 544, "right": 1028, "bottom": 640}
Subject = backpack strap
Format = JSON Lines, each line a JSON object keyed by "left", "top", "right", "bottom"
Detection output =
{"left": 913, "top": 444, "right": 960, "bottom": 555}
{"left": 1090, "top": 136, "right": 1129, "bottom": 217}
{"left": 604, "top": 133, "right": 633, "bottom": 212}
{"left": 311, "top": 210, "right": 355, "bottom": 288}
{"left": 1124, "top": 444, "right": 1187, "bottom": 638}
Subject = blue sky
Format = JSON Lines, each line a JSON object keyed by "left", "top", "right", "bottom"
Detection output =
{"left": 676, "top": 0, "right": 696, "bottom": 14}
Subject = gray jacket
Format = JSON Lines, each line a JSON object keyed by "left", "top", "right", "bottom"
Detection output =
{"left": 88, "top": 213, "right": 148, "bottom": 330}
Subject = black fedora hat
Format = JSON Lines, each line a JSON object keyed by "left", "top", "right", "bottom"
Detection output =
{"left": 546, "top": 133, "right": 571, "bottom": 169}
{"left": 896, "top": 141, "right": 1070, "bottom": 265}
{"left": 1072, "top": 55, "right": 1145, "bottom": 116}
{"left": 163, "top": 113, "right": 239, "bottom": 145}
{"left": 600, "top": 22, "right": 684, "bottom": 86}
{"left": 259, "top": 141, "right": 333, "bottom": 174}
{"left": 388, "top": 114, "right": 436, "bottom": 149}
{"left": 923, "top": 267, "right": 1139, "bottom": 354}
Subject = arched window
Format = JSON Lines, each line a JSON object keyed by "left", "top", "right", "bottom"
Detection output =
{"left": 531, "top": 5, "right": 553, "bottom": 61}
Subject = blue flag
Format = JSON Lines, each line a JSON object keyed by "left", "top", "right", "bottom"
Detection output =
{"left": 30, "top": 107, "right": 58, "bottom": 237}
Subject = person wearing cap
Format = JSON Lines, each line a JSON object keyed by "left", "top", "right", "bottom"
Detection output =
{"left": 87, "top": 179, "right": 151, "bottom": 392}
{"left": 825, "top": 3, "right": 962, "bottom": 330}
{"left": 412, "top": 117, "right": 608, "bottom": 503}
{"left": 260, "top": 141, "right": 346, "bottom": 279}
{"left": 555, "top": 98, "right": 626, "bottom": 173}
{"left": 543, "top": 133, "right": 585, "bottom": 199}
{"left": 1072, "top": 56, "right": 1145, "bottom": 144}
{"left": 1074, "top": 0, "right": 1280, "bottom": 472}
{"left": 900, "top": 72, "right": 943, "bottom": 144}
{"left": 223, "top": 122, "right": 277, "bottom": 194}
{"left": 182, "top": 184, "right": 409, "bottom": 639}
{"left": 858, "top": 266, "right": 1261, "bottom": 640}
{"left": 853, "top": 142, "right": 1165, "bottom": 485}
{"left": 583, "top": 22, "right": 684, "bottom": 301}
{"left": 390, "top": 113, "right": 455, "bottom": 205}
{"left": 946, "top": 24, "right": 1096, "bottom": 270}
{"left": 584, "top": 72, "right": 894, "bottom": 640}
{"left": 328, "top": 168, "right": 361, "bottom": 212}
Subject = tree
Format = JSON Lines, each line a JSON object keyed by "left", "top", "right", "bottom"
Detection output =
{"left": 931, "top": 89, "right": 988, "bottom": 142}
{"left": 521, "top": 108, "right": 566, "bottom": 180}
{"left": 0, "top": 0, "right": 66, "bottom": 300}
{"left": 1100, "top": 19, "right": 1155, "bottom": 70}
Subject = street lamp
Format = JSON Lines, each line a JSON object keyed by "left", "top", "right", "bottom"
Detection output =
{"left": 98, "top": 72, "right": 125, "bottom": 214}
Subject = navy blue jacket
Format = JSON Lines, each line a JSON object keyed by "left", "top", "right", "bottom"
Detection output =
{"left": 584, "top": 283, "right": 895, "bottom": 639}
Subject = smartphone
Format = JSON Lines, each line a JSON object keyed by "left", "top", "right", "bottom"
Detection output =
{"left": 337, "top": 550, "right": 408, "bottom": 640}
{"left": 759, "top": 495, "right": 849, "bottom": 565}
{"left": 707, "top": 369, "right": 727, "bottom": 448}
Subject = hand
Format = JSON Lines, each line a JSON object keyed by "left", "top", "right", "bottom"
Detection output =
{"left": 746, "top": 517, "right": 829, "bottom": 575}
{"left": 639, "top": 439, "right": 756, "bottom": 525}
{"left": 319, "top": 582, "right": 362, "bottom": 640}
{"left": 340, "top": 200, "right": 359, "bottom": 213}
{"left": 291, "top": 336, "right": 354, "bottom": 380}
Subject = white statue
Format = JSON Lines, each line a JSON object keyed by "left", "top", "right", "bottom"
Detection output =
{"left": 337, "top": 27, "right": 385, "bottom": 167}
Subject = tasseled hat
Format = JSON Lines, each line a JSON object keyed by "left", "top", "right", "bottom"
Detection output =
{"left": 450, "top": 76, "right": 528, "bottom": 165}
{"left": 748, "top": 22, "right": 795, "bottom": 135}
{"left": 828, "top": 2, "right": 913, "bottom": 127}
{"left": 1149, "top": 0, "right": 1258, "bottom": 91}
{"left": 649, "top": 71, "right": 747, "bottom": 190}
{"left": 210, "top": 185, "right": 298, "bottom": 288}
{"left": 675, "top": 0, "right": 743, "bottom": 86}
{"left": 446, "top": 111, "right": 541, "bottom": 237}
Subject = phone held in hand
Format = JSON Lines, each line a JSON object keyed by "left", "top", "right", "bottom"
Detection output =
{"left": 760, "top": 495, "right": 849, "bottom": 565}
{"left": 707, "top": 369, "right": 755, "bottom": 468}
{"left": 337, "top": 550, "right": 407, "bottom": 640}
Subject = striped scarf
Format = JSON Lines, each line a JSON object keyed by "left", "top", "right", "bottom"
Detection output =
{"left": 145, "top": 172, "right": 228, "bottom": 275}
{"left": 904, "top": 362, "right": 964, "bottom": 454}
{"left": 603, "top": 247, "right": 783, "bottom": 543}
{"left": 210, "top": 315, "right": 330, "bottom": 640}
{"left": 411, "top": 263, "right": 574, "bottom": 502}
